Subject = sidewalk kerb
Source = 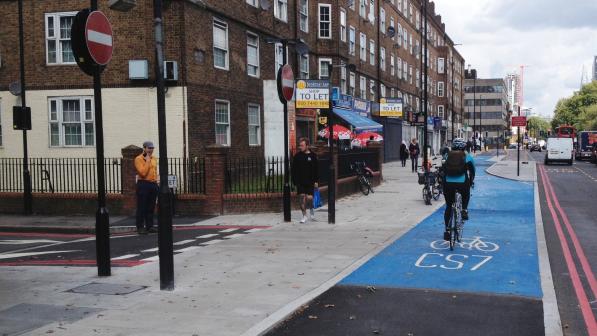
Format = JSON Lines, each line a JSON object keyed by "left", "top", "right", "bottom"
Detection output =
{"left": 241, "top": 202, "right": 443, "bottom": 336}
{"left": 535, "top": 168, "right": 563, "bottom": 336}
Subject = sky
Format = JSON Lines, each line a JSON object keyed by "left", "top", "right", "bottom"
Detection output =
{"left": 434, "top": 0, "right": 597, "bottom": 118}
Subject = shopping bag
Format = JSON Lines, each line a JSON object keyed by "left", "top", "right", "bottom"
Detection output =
{"left": 313, "top": 188, "right": 322, "bottom": 208}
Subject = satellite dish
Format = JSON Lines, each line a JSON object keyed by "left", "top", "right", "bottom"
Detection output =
{"left": 260, "top": 0, "right": 271, "bottom": 11}
{"left": 387, "top": 26, "right": 396, "bottom": 38}
{"left": 9, "top": 81, "right": 21, "bottom": 96}
{"left": 346, "top": 64, "right": 357, "bottom": 72}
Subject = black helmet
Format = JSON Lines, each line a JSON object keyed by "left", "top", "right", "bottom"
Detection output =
{"left": 451, "top": 138, "right": 466, "bottom": 151}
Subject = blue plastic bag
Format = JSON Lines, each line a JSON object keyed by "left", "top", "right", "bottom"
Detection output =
{"left": 313, "top": 188, "right": 322, "bottom": 208}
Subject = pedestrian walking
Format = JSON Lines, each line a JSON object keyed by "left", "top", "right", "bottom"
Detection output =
{"left": 409, "top": 138, "right": 420, "bottom": 172}
{"left": 135, "top": 141, "right": 159, "bottom": 234}
{"left": 292, "top": 138, "right": 319, "bottom": 223}
{"left": 400, "top": 141, "right": 409, "bottom": 167}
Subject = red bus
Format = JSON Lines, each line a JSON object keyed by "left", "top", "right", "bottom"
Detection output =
{"left": 554, "top": 125, "right": 576, "bottom": 138}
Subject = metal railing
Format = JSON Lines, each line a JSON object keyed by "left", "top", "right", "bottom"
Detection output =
{"left": 167, "top": 157, "right": 206, "bottom": 194}
{"left": 338, "top": 149, "right": 380, "bottom": 179}
{"left": 226, "top": 156, "right": 288, "bottom": 194}
{"left": 0, "top": 158, "right": 122, "bottom": 193}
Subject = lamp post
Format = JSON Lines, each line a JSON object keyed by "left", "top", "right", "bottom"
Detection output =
{"left": 17, "top": 0, "right": 32, "bottom": 215}
{"left": 423, "top": 0, "right": 429, "bottom": 170}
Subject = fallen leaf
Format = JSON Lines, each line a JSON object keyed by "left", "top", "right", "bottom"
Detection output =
{"left": 308, "top": 315, "right": 318, "bottom": 319}
{"left": 324, "top": 304, "right": 335, "bottom": 308}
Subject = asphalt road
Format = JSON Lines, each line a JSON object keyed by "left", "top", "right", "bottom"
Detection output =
{"left": 530, "top": 150, "right": 597, "bottom": 336}
{"left": 0, "top": 225, "right": 269, "bottom": 267}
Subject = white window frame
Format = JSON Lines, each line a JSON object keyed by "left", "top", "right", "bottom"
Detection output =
{"left": 438, "top": 57, "right": 445, "bottom": 74}
{"left": 349, "top": 26, "right": 356, "bottom": 55}
{"left": 380, "top": 8, "right": 386, "bottom": 33}
{"left": 45, "top": 12, "right": 77, "bottom": 65}
{"left": 390, "top": 55, "right": 395, "bottom": 76}
{"left": 369, "top": 79, "right": 375, "bottom": 101}
{"left": 360, "top": 33, "right": 367, "bottom": 61}
{"left": 274, "top": 0, "right": 288, "bottom": 22}
{"left": 380, "top": 84, "right": 386, "bottom": 98}
{"left": 215, "top": 100, "right": 231, "bottom": 146}
{"left": 438, "top": 105, "right": 445, "bottom": 118}
{"left": 247, "top": 32, "right": 260, "bottom": 77}
{"left": 248, "top": 104, "right": 261, "bottom": 146}
{"left": 369, "top": 0, "right": 375, "bottom": 23}
{"left": 397, "top": 23, "right": 402, "bottom": 46}
{"left": 318, "top": 4, "right": 332, "bottom": 39}
{"left": 438, "top": 81, "right": 445, "bottom": 97}
{"left": 300, "top": 54, "right": 309, "bottom": 79}
{"left": 213, "top": 18, "right": 229, "bottom": 70}
{"left": 299, "top": 0, "right": 309, "bottom": 32}
{"left": 380, "top": 47, "right": 386, "bottom": 71}
{"left": 246, "top": 0, "right": 258, "bottom": 7}
{"left": 48, "top": 96, "right": 95, "bottom": 147}
{"left": 359, "top": 0, "right": 367, "bottom": 18}
{"left": 340, "top": 8, "right": 347, "bottom": 42}
{"left": 318, "top": 57, "right": 332, "bottom": 79}
{"left": 369, "top": 39, "right": 375, "bottom": 66}
{"left": 359, "top": 76, "right": 367, "bottom": 99}
{"left": 340, "top": 66, "right": 347, "bottom": 94}
{"left": 349, "top": 0, "right": 355, "bottom": 10}
{"left": 397, "top": 57, "right": 402, "bottom": 79}
{"left": 274, "top": 43, "right": 287, "bottom": 76}
{"left": 349, "top": 72, "right": 356, "bottom": 96}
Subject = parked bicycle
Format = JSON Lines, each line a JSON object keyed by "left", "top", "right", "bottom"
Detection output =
{"left": 350, "top": 161, "right": 374, "bottom": 195}
{"left": 418, "top": 157, "right": 443, "bottom": 205}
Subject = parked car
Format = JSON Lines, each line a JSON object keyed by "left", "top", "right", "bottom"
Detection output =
{"left": 508, "top": 143, "right": 518, "bottom": 149}
{"left": 591, "top": 142, "right": 597, "bottom": 164}
{"left": 530, "top": 144, "right": 542, "bottom": 152}
{"left": 545, "top": 138, "right": 573, "bottom": 165}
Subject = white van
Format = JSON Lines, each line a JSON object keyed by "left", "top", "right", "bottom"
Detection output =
{"left": 545, "top": 138, "right": 573, "bottom": 165}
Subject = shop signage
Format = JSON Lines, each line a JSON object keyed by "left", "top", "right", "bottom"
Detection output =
{"left": 352, "top": 98, "right": 370, "bottom": 117}
{"left": 334, "top": 93, "right": 353, "bottom": 110}
{"left": 296, "top": 80, "right": 330, "bottom": 109}
{"left": 379, "top": 98, "right": 403, "bottom": 117}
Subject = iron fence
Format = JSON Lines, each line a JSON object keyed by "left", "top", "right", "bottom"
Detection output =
{"left": 0, "top": 158, "right": 122, "bottom": 193}
{"left": 338, "top": 149, "right": 380, "bottom": 179}
{"left": 167, "top": 157, "right": 206, "bottom": 194}
{"left": 226, "top": 156, "right": 288, "bottom": 194}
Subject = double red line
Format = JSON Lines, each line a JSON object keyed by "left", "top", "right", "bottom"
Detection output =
{"left": 538, "top": 165, "right": 597, "bottom": 335}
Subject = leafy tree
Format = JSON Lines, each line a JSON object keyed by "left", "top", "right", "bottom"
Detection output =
{"left": 527, "top": 116, "right": 550, "bottom": 138}
{"left": 552, "top": 81, "right": 597, "bottom": 131}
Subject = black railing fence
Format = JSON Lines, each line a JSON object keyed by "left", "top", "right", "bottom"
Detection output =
{"left": 167, "top": 157, "right": 206, "bottom": 194}
{"left": 0, "top": 158, "right": 122, "bottom": 193}
{"left": 226, "top": 156, "right": 287, "bottom": 194}
{"left": 338, "top": 149, "right": 380, "bottom": 179}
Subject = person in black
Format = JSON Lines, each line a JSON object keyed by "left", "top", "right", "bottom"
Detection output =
{"left": 400, "top": 140, "right": 409, "bottom": 167}
{"left": 292, "top": 138, "right": 319, "bottom": 223}
{"left": 409, "top": 138, "right": 420, "bottom": 172}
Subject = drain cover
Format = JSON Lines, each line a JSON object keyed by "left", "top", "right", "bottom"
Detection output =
{"left": 0, "top": 303, "right": 102, "bottom": 335}
{"left": 66, "top": 282, "right": 146, "bottom": 295}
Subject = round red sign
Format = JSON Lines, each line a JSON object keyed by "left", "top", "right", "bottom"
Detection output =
{"left": 85, "top": 11, "right": 113, "bottom": 66}
{"left": 279, "top": 64, "right": 295, "bottom": 102}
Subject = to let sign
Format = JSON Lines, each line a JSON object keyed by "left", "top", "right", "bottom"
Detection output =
{"left": 379, "top": 98, "right": 403, "bottom": 117}
{"left": 512, "top": 116, "right": 527, "bottom": 127}
{"left": 295, "top": 80, "right": 330, "bottom": 109}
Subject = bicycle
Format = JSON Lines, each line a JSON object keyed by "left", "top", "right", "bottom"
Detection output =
{"left": 350, "top": 161, "right": 374, "bottom": 195}
{"left": 447, "top": 190, "right": 464, "bottom": 250}
{"left": 418, "top": 169, "right": 435, "bottom": 205}
{"left": 431, "top": 164, "right": 444, "bottom": 201}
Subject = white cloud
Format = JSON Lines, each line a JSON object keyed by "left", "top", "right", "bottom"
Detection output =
{"left": 434, "top": 0, "right": 597, "bottom": 118}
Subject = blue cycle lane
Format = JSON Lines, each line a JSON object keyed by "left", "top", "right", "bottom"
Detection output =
{"left": 268, "top": 156, "right": 545, "bottom": 336}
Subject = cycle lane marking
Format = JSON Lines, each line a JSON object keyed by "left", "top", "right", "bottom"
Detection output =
{"left": 340, "top": 156, "right": 542, "bottom": 298}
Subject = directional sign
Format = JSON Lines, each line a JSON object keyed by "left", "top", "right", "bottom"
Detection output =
{"left": 277, "top": 64, "right": 295, "bottom": 103}
{"left": 512, "top": 116, "right": 527, "bottom": 127}
{"left": 379, "top": 98, "right": 403, "bottom": 117}
{"left": 85, "top": 11, "right": 114, "bottom": 66}
{"left": 296, "top": 80, "right": 330, "bottom": 109}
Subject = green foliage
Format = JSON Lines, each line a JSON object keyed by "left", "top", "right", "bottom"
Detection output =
{"left": 527, "top": 116, "right": 550, "bottom": 138}
{"left": 552, "top": 81, "right": 597, "bottom": 131}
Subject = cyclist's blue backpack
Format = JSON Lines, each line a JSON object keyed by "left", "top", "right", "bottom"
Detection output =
{"left": 444, "top": 151, "right": 466, "bottom": 176}
{"left": 313, "top": 188, "right": 322, "bottom": 208}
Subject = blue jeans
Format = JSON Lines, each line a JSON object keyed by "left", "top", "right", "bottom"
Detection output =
{"left": 136, "top": 181, "right": 158, "bottom": 229}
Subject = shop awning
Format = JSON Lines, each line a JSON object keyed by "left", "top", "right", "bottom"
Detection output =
{"left": 333, "top": 108, "right": 383, "bottom": 132}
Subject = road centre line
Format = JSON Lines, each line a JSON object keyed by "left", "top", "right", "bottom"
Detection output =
{"left": 541, "top": 165, "right": 597, "bottom": 298}
{"left": 112, "top": 254, "right": 139, "bottom": 260}
{"left": 539, "top": 166, "right": 597, "bottom": 334}
{"left": 173, "top": 239, "right": 196, "bottom": 246}
{"left": 196, "top": 234, "right": 219, "bottom": 239}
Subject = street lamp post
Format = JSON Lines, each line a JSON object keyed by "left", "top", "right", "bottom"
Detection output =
{"left": 327, "top": 63, "right": 335, "bottom": 224}
{"left": 423, "top": 0, "right": 429, "bottom": 170}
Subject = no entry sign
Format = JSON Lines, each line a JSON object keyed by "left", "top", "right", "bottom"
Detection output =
{"left": 85, "top": 11, "right": 113, "bottom": 66}
{"left": 277, "top": 64, "right": 295, "bottom": 103}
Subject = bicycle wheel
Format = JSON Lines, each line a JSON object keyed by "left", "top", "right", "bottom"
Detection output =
{"left": 423, "top": 186, "right": 432, "bottom": 205}
{"left": 358, "top": 176, "right": 370, "bottom": 195}
{"left": 449, "top": 205, "right": 458, "bottom": 251}
{"left": 432, "top": 184, "right": 441, "bottom": 200}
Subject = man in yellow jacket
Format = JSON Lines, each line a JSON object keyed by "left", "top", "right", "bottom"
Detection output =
{"left": 135, "top": 141, "right": 159, "bottom": 234}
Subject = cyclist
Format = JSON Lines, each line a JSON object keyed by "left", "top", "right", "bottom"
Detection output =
{"left": 442, "top": 138, "right": 475, "bottom": 241}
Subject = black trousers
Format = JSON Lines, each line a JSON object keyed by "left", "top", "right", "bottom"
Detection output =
{"left": 443, "top": 181, "right": 471, "bottom": 227}
{"left": 411, "top": 156, "right": 418, "bottom": 172}
{"left": 136, "top": 180, "right": 159, "bottom": 229}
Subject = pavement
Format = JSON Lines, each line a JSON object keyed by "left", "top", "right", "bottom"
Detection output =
{"left": 0, "top": 153, "right": 563, "bottom": 336}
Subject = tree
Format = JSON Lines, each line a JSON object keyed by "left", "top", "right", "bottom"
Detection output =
{"left": 552, "top": 81, "right": 597, "bottom": 131}
{"left": 527, "top": 116, "right": 550, "bottom": 138}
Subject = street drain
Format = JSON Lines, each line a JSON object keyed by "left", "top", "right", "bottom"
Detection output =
{"left": 66, "top": 282, "right": 147, "bottom": 295}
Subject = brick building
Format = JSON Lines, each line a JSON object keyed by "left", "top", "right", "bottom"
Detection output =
{"left": 0, "top": 0, "right": 464, "bottom": 160}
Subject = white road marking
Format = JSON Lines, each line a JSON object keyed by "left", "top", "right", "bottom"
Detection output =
{"left": 219, "top": 228, "right": 238, "bottom": 233}
{"left": 200, "top": 239, "right": 223, "bottom": 246}
{"left": 245, "top": 228, "right": 264, "bottom": 233}
{"left": 111, "top": 254, "right": 139, "bottom": 260}
{"left": 87, "top": 30, "right": 113, "bottom": 46}
{"left": 196, "top": 234, "right": 219, "bottom": 239}
{"left": 0, "top": 239, "right": 61, "bottom": 245}
{"left": 173, "top": 239, "right": 195, "bottom": 246}
{"left": 141, "top": 256, "right": 159, "bottom": 262}
{"left": 174, "top": 246, "right": 200, "bottom": 253}
{"left": 0, "top": 250, "right": 79, "bottom": 260}
{"left": 141, "top": 247, "right": 159, "bottom": 253}
{"left": 223, "top": 233, "right": 246, "bottom": 239}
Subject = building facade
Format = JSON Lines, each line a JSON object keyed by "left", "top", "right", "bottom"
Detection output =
{"left": 464, "top": 78, "right": 509, "bottom": 144}
{"left": 0, "top": 0, "right": 463, "bottom": 160}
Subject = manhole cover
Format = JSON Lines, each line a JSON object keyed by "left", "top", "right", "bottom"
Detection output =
{"left": 66, "top": 282, "right": 146, "bottom": 295}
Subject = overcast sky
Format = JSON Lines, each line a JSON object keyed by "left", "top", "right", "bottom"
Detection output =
{"left": 434, "top": 0, "right": 597, "bottom": 118}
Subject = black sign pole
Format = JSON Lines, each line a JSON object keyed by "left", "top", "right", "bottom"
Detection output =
{"left": 423, "top": 0, "right": 429, "bottom": 171}
{"left": 89, "top": 0, "right": 111, "bottom": 277}
{"left": 17, "top": 0, "right": 32, "bottom": 215}
{"left": 153, "top": 0, "right": 174, "bottom": 291}
{"left": 328, "top": 64, "right": 335, "bottom": 224}
{"left": 281, "top": 42, "right": 291, "bottom": 222}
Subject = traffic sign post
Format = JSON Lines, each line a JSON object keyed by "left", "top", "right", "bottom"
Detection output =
{"left": 276, "top": 63, "right": 294, "bottom": 222}
{"left": 71, "top": 5, "right": 114, "bottom": 276}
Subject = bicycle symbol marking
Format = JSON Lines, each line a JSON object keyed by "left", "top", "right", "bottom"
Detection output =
{"left": 430, "top": 236, "right": 500, "bottom": 252}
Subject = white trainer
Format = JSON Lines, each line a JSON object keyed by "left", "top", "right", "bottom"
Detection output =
{"left": 299, "top": 216, "right": 307, "bottom": 223}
